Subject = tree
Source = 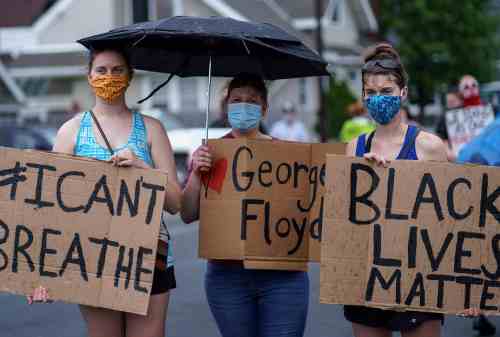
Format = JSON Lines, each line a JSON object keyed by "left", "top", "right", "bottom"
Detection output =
{"left": 378, "top": 0, "right": 500, "bottom": 118}
{"left": 321, "top": 79, "right": 357, "bottom": 140}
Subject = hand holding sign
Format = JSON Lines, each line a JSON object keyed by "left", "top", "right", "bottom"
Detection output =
{"left": 192, "top": 145, "right": 213, "bottom": 175}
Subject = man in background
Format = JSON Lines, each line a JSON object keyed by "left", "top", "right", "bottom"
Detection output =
{"left": 270, "top": 102, "right": 310, "bottom": 142}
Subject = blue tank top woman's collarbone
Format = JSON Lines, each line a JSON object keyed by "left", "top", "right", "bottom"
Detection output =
{"left": 75, "top": 111, "right": 153, "bottom": 165}
{"left": 355, "top": 125, "right": 420, "bottom": 160}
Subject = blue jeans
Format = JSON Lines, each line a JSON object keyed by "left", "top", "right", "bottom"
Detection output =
{"left": 205, "top": 261, "right": 309, "bottom": 337}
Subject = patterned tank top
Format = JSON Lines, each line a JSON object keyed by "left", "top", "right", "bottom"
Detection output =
{"left": 74, "top": 111, "right": 174, "bottom": 267}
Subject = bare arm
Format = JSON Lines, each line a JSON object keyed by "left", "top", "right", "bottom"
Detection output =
{"left": 146, "top": 117, "right": 182, "bottom": 214}
{"left": 180, "top": 145, "right": 212, "bottom": 223}
{"left": 52, "top": 115, "right": 81, "bottom": 154}
{"left": 416, "top": 131, "right": 448, "bottom": 162}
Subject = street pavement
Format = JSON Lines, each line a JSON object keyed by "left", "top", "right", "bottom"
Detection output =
{"left": 0, "top": 216, "right": 497, "bottom": 337}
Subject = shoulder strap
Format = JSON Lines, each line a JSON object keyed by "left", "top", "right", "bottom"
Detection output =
{"left": 89, "top": 110, "right": 114, "bottom": 155}
{"left": 355, "top": 134, "right": 366, "bottom": 157}
{"left": 365, "top": 131, "right": 375, "bottom": 153}
{"left": 398, "top": 126, "right": 421, "bottom": 159}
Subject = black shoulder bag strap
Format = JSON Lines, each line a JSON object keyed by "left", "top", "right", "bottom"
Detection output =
{"left": 365, "top": 131, "right": 376, "bottom": 153}
{"left": 89, "top": 110, "right": 114, "bottom": 155}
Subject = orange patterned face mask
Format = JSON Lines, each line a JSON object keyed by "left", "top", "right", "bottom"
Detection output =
{"left": 89, "top": 74, "right": 130, "bottom": 102}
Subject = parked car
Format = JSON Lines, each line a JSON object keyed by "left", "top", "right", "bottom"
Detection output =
{"left": 0, "top": 126, "right": 53, "bottom": 151}
{"left": 168, "top": 127, "right": 231, "bottom": 183}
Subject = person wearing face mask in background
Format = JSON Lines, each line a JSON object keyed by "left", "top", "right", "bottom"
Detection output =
{"left": 27, "top": 48, "right": 181, "bottom": 337}
{"left": 270, "top": 102, "right": 310, "bottom": 142}
{"left": 344, "top": 43, "right": 448, "bottom": 337}
{"left": 181, "top": 73, "right": 309, "bottom": 337}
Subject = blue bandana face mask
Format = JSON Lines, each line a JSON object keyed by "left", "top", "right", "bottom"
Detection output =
{"left": 364, "top": 95, "right": 402, "bottom": 125}
{"left": 228, "top": 103, "right": 262, "bottom": 132}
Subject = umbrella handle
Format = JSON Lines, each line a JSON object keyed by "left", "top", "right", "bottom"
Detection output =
{"left": 204, "top": 55, "right": 213, "bottom": 143}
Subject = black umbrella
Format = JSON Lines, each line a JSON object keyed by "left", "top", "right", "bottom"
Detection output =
{"left": 78, "top": 16, "right": 329, "bottom": 139}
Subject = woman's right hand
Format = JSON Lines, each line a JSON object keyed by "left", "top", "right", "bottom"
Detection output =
{"left": 364, "top": 152, "right": 390, "bottom": 167}
{"left": 27, "top": 286, "right": 51, "bottom": 304}
{"left": 191, "top": 145, "right": 212, "bottom": 175}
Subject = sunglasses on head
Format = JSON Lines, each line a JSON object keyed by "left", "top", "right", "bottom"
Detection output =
{"left": 362, "top": 59, "right": 401, "bottom": 72}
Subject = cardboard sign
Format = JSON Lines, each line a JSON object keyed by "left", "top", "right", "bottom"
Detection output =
{"left": 199, "top": 139, "right": 345, "bottom": 270}
{"left": 445, "top": 105, "right": 495, "bottom": 155}
{"left": 0, "top": 147, "right": 167, "bottom": 315}
{"left": 321, "top": 155, "right": 500, "bottom": 314}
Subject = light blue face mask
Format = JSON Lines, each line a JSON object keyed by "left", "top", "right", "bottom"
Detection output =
{"left": 364, "top": 95, "right": 402, "bottom": 125}
{"left": 227, "top": 103, "right": 262, "bottom": 132}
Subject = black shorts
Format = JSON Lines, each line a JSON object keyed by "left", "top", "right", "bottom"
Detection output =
{"left": 344, "top": 305, "right": 444, "bottom": 332}
{"left": 151, "top": 253, "right": 176, "bottom": 295}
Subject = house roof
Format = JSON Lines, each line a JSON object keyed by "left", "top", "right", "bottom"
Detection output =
{"left": 0, "top": 0, "right": 54, "bottom": 27}
{"left": 202, "top": 0, "right": 316, "bottom": 47}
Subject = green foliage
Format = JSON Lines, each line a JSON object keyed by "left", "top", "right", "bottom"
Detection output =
{"left": 323, "top": 79, "right": 357, "bottom": 140}
{"left": 379, "top": 0, "right": 500, "bottom": 110}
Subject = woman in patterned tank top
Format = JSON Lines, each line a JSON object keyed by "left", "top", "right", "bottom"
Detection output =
{"left": 27, "top": 48, "right": 181, "bottom": 337}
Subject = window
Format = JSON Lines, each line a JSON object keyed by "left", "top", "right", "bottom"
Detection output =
{"left": 132, "top": 0, "right": 149, "bottom": 23}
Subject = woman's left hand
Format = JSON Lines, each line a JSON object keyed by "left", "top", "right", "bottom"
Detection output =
{"left": 110, "top": 148, "right": 150, "bottom": 169}
{"left": 459, "top": 308, "right": 482, "bottom": 317}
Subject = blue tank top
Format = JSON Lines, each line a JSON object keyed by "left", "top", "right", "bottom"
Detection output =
{"left": 355, "top": 125, "right": 420, "bottom": 160}
{"left": 74, "top": 111, "right": 174, "bottom": 268}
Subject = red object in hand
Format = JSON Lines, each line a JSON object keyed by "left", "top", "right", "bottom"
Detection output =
{"left": 201, "top": 158, "right": 228, "bottom": 194}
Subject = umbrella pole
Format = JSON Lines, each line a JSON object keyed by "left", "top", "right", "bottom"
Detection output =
{"left": 204, "top": 56, "right": 213, "bottom": 144}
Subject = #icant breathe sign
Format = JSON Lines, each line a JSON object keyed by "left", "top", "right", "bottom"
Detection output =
{"left": 321, "top": 155, "right": 500, "bottom": 314}
{"left": 0, "top": 147, "right": 167, "bottom": 315}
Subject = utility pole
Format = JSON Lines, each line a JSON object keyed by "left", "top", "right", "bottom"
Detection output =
{"left": 315, "top": 0, "right": 327, "bottom": 142}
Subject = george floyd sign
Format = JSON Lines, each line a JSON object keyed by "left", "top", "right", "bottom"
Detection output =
{"left": 321, "top": 155, "right": 500, "bottom": 314}
{"left": 199, "top": 139, "right": 345, "bottom": 271}
{"left": 445, "top": 104, "right": 495, "bottom": 156}
{"left": 0, "top": 147, "right": 167, "bottom": 315}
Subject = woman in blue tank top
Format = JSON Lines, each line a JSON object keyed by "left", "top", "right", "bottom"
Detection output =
{"left": 28, "top": 48, "right": 181, "bottom": 337}
{"left": 344, "top": 43, "right": 448, "bottom": 337}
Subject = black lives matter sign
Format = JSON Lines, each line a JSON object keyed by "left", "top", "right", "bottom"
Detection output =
{"left": 321, "top": 155, "right": 500, "bottom": 314}
{"left": 0, "top": 147, "right": 167, "bottom": 315}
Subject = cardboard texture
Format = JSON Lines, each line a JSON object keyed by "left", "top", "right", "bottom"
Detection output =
{"left": 445, "top": 105, "right": 495, "bottom": 155}
{"left": 321, "top": 155, "right": 500, "bottom": 315}
{"left": 199, "top": 139, "right": 345, "bottom": 270}
{"left": 0, "top": 147, "right": 167, "bottom": 315}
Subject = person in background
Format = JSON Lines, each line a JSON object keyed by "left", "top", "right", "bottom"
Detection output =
{"left": 345, "top": 42, "right": 447, "bottom": 337}
{"left": 436, "top": 76, "right": 483, "bottom": 161}
{"left": 339, "top": 101, "right": 376, "bottom": 143}
{"left": 27, "top": 47, "right": 181, "bottom": 337}
{"left": 181, "top": 73, "right": 309, "bottom": 337}
{"left": 270, "top": 101, "right": 310, "bottom": 142}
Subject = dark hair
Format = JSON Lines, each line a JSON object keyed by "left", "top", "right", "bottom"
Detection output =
{"left": 362, "top": 42, "right": 408, "bottom": 89}
{"left": 226, "top": 73, "right": 268, "bottom": 104}
{"left": 87, "top": 48, "right": 134, "bottom": 77}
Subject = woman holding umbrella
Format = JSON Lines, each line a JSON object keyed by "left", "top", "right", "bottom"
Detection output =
{"left": 28, "top": 47, "right": 181, "bottom": 337}
{"left": 344, "top": 43, "right": 447, "bottom": 337}
{"left": 181, "top": 73, "right": 309, "bottom": 337}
